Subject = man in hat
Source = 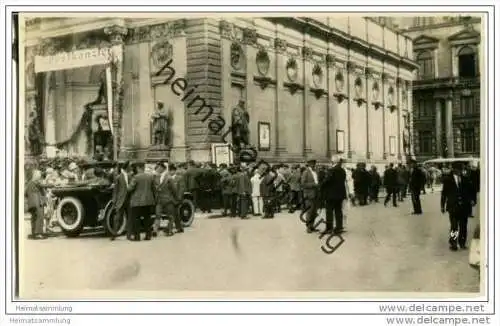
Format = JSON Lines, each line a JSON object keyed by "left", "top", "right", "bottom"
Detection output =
{"left": 155, "top": 163, "right": 183, "bottom": 237}
{"left": 322, "top": 156, "right": 347, "bottom": 234}
{"left": 110, "top": 160, "right": 130, "bottom": 241}
{"left": 128, "top": 161, "right": 156, "bottom": 241}
{"left": 441, "top": 161, "right": 476, "bottom": 251}
{"left": 409, "top": 159, "right": 426, "bottom": 215}
{"left": 301, "top": 159, "right": 320, "bottom": 233}
{"left": 383, "top": 163, "right": 398, "bottom": 208}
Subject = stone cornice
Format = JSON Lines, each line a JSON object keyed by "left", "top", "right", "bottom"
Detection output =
{"left": 266, "top": 17, "right": 419, "bottom": 72}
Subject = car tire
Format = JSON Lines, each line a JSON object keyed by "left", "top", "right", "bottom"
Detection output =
{"left": 56, "top": 197, "right": 85, "bottom": 237}
{"left": 179, "top": 199, "right": 195, "bottom": 227}
{"left": 103, "top": 201, "right": 127, "bottom": 236}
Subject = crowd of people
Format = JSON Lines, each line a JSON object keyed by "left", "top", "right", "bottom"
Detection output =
{"left": 24, "top": 156, "right": 479, "bottom": 251}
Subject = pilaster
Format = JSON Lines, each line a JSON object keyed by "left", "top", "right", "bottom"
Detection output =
{"left": 104, "top": 25, "right": 128, "bottom": 160}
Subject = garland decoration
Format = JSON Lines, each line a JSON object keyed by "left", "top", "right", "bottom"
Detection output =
{"left": 37, "top": 105, "right": 93, "bottom": 150}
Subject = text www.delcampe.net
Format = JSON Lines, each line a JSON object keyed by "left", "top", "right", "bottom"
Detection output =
{"left": 385, "top": 316, "right": 491, "bottom": 325}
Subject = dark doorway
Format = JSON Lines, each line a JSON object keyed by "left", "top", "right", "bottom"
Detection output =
{"left": 458, "top": 46, "right": 477, "bottom": 78}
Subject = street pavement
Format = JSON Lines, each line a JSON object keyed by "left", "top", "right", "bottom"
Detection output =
{"left": 19, "top": 191, "right": 480, "bottom": 297}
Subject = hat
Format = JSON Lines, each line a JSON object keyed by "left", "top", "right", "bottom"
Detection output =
{"left": 68, "top": 162, "right": 78, "bottom": 171}
{"left": 452, "top": 161, "right": 464, "bottom": 170}
{"left": 156, "top": 161, "right": 167, "bottom": 169}
{"left": 307, "top": 159, "right": 317, "bottom": 165}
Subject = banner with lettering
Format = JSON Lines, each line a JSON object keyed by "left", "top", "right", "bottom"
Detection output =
{"left": 34, "top": 45, "right": 122, "bottom": 73}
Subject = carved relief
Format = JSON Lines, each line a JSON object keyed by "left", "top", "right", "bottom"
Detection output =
{"left": 302, "top": 46, "right": 313, "bottom": 61}
{"left": 335, "top": 71, "right": 345, "bottom": 92}
{"left": 286, "top": 58, "right": 298, "bottom": 82}
{"left": 243, "top": 28, "right": 258, "bottom": 46}
{"left": 230, "top": 43, "right": 245, "bottom": 71}
{"left": 325, "top": 54, "right": 335, "bottom": 67}
{"left": 372, "top": 81, "right": 380, "bottom": 101}
{"left": 354, "top": 77, "right": 364, "bottom": 98}
{"left": 256, "top": 49, "right": 270, "bottom": 76}
{"left": 274, "top": 38, "right": 287, "bottom": 53}
{"left": 312, "top": 64, "right": 323, "bottom": 88}
{"left": 387, "top": 85, "right": 397, "bottom": 112}
{"left": 104, "top": 25, "right": 128, "bottom": 45}
{"left": 127, "top": 20, "right": 186, "bottom": 44}
{"left": 333, "top": 70, "right": 348, "bottom": 103}
{"left": 151, "top": 41, "right": 173, "bottom": 70}
{"left": 219, "top": 20, "right": 244, "bottom": 41}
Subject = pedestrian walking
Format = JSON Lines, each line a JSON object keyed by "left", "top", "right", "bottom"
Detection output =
{"left": 383, "top": 163, "right": 398, "bottom": 207}
{"left": 156, "top": 164, "right": 183, "bottom": 237}
{"left": 441, "top": 162, "right": 476, "bottom": 251}
{"left": 236, "top": 165, "right": 252, "bottom": 219}
{"left": 409, "top": 160, "right": 426, "bottom": 215}
{"left": 260, "top": 164, "right": 276, "bottom": 219}
{"left": 287, "top": 164, "right": 301, "bottom": 213}
{"left": 369, "top": 165, "right": 381, "bottom": 203}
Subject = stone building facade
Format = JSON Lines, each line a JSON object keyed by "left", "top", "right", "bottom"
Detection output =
{"left": 22, "top": 16, "right": 418, "bottom": 164}
{"left": 384, "top": 16, "right": 481, "bottom": 161}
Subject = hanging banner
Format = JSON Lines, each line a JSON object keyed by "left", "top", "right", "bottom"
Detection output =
{"left": 105, "top": 65, "right": 114, "bottom": 135}
{"left": 34, "top": 45, "right": 122, "bottom": 73}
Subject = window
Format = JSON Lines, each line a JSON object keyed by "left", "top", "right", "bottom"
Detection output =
{"left": 417, "top": 51, "right": 434, "bottom": 79}
{"left": 460, "top": 96, "right": 476, "bottom": 115}
{"left": 419, "top": 130, "right": 433, "bottom": 154}
{"left": 417, "top": 99, "right": 434, "bottom": 118}
{"left": 461, "top": 128, "right": 477, "bottom": 153}
{"left": 458, "top": 46, "right": 477, "bottom": 78}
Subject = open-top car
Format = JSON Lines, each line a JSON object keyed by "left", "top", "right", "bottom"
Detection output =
{"left": 51, "top": 160, "right": 196, "bottom": 237}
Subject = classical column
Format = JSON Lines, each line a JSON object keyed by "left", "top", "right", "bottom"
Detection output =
{"left": 435, "top": 98, "right": 443, "bottom": 157}
{"left": 451, "top": 46, "right": 458, "bottom": 77}
{"left": 104, "top": 25, "right": 128, "bottom": 160}
{"left": 274, "top": 29, "right": 284, "bottom": 157}
{"left": 44, "top": 71, "right": 57, "bottom": 157}
{"left": 396, "top": 77, "right": 402, "bottom": 161}
{"left": 365, "top": 67, "right": 370, "bottom": 159}
{"left": 346, "top": 58, "right": 352, "bottom": 158}
{"left": 381, "top": 72, "right": 387, "bottom": 159}
{"left": 302, "top": 35, "right": 311, "bottom": 157}
{"left": 445, "top": 95, "right": 454, "bottom": 157}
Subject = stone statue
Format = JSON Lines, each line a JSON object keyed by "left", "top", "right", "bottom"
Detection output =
{"left": 151, "top": 101, "right": 170, "bottom": 147}
{"left": 231, "top": 99, "right": 250, "bottom": 151}
{"left": 27, "top": 110, "right": 43, "bottom": 156}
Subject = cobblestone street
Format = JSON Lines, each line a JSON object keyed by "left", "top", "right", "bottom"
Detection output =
{"left": 19, "top": 192, "right": 480, "bottom": 297}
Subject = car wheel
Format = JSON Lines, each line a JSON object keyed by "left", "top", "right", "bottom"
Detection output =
{"left": 103, "top": 201, "right": 127, "bottom": 236}
{"left": 56, "top": 197, "right": 85, "bottom": 237}
{"left": 179, "top": 199, "right": 195, "bottom": 227}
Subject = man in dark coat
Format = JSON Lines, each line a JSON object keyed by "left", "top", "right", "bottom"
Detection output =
{"left": 322, "top": 157, "right": 347, "bottom": 234}
{"left": 236, "top": 165, "right": 252, "bottom": 218}
{"left": 409, "top": 161, "right": 426, "bottom": 215}
{"left": 25, "top": 168, "right": 47, "bottom": 240}
{"left": 155, "top": 164, "right": 183, "bottom": 237}
{"left": 260, "top": 163, "right": 276, "bottom": 219}
{"left": 301, "top": 159, "right": 320, "bottom": 233}
{"left": 441, "top": 162, "right": 476, "bottom": 250}
{"left": 369, "top": 165, "right": 382, "bottom": 203}
{"left": 219, "top": 164, "right": 233, "bottom": 216}
{"left": 127, "top": 162, "right": 156, "bottom": 241}
{"left": 184, "top": 160, "right": 204, "bottom": 211}
{"left": 383, "top": 163, "right": 398, "bottom": 207}
{"left": 110, "top": 160, "right": 130, "bottom": 241}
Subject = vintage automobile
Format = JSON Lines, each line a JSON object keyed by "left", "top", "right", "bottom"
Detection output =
{"left": 51, "top": 161, "right": 195, "bottom": 237}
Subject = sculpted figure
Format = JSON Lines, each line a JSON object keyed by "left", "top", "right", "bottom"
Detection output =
{"left": 231, "top": 99, "right": 250, "bottom": 151}
{"left": 151, "top": 101, "right": 170, "bottom": 147}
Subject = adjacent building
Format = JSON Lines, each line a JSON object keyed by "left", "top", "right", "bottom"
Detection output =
{"left": 22, "top": 16, "right": 418, "bottom": 164}
{"left": 380, "top": 16, "right": 481, "bottom": 161}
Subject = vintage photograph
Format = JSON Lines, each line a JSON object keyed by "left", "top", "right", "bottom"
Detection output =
{"left": 18, "top": 13, "right": 482, "bottom": 298}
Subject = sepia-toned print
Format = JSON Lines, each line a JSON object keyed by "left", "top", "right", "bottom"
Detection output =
{"left": 18, "top": 13, "right": 482, "bottom": 299}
